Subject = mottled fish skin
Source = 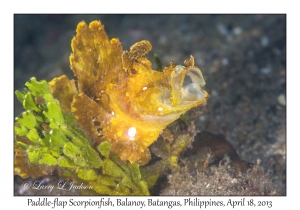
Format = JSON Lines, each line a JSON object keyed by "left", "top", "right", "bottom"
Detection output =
{"left": 69, "top": 21, "right": 209, "bottom": 164}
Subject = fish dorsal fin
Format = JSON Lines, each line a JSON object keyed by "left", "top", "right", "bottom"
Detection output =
{"left": 70, "top": 21, "right": 123, "bottom": 96}
{"left": 122, "top": 40, "right": 152, "bottom": 71}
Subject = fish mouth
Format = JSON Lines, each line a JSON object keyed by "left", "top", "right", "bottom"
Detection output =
{"left": 142, "top": 65, "right": 208, "bottom": 124}
{"left": 170, "top": 65, "right": 207, "bottom": 107}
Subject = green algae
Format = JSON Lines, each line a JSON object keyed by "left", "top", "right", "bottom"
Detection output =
{"left": 14, "top": 77, "right": 196, "bottom": 195}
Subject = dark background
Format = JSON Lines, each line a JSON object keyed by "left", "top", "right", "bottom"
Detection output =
{"left": 14, "top": 14, "right": 286, "bottom": 195}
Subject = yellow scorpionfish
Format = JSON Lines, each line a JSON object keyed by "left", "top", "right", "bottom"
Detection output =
{"left": 49, "top": 21, "right": 209, "bottom": 165}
